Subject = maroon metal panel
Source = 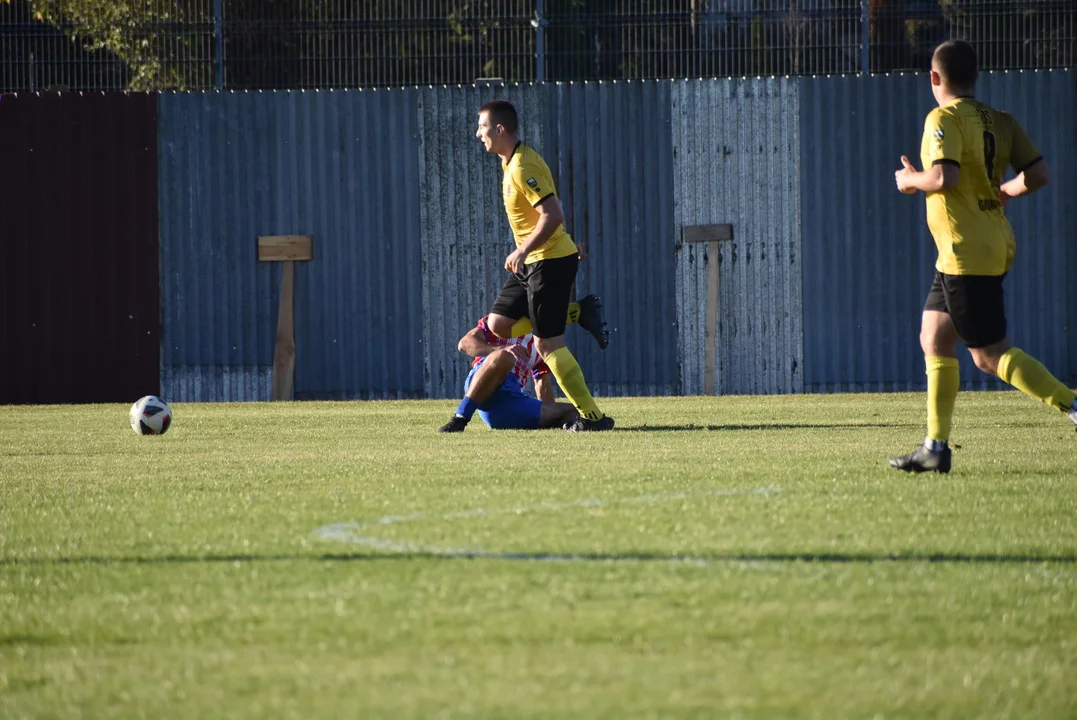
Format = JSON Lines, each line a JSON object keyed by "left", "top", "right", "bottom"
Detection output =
{"left": 0, "top": 92, "right": 159, "bottom": 404}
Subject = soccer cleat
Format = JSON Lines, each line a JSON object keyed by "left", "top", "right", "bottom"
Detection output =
{"left": 577, "top": 294, "right": 610, "bottom": 350}
{"left": 888, "top": 445, "right": 952, "bottom": 474}
{"left": 438, "top": 415, "right": 470, "bottom": 433}
{"left": 565, "top": 414, "right": 615, "bottom": 432}
{"left": 1068, "top": 400, "right": 1077, "bottom": 428}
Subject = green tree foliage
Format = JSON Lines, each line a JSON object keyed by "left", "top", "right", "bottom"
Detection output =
{"left": 24, "top": 0, "right": 213, "bottom": 90}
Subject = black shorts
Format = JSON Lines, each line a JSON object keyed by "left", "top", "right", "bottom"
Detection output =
{"left": 923, "top": 271, "right": 1007, "bottom": 349}
{"left": 490, "top": 254, "right": 578, "bottom": 339}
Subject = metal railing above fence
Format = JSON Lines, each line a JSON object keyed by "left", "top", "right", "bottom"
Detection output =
{"left": 2, "top": 1, "right": 1074, "bottom": 92}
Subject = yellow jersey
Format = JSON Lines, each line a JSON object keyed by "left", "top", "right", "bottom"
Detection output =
{"left": 501, "top": 143, "right": 577, "bottom": 264}
{"left": 920, "top": 97, "right": 1041, "bottom": 276}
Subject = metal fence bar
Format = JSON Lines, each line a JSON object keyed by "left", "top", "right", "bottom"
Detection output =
{"left": 860, "top": 0, "right": 870, "bottom": 75}
{"left": 213, "top": 0, "right": 224, "bottom": 90}
{"left": 534, "top": 0, "right": 547, "bottom": 83}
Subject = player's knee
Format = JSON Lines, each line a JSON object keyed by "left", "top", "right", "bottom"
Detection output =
{"left": 919, "top": 322, "right": 944, "bottom": 353}
{"left": 971, "top": 351, "right": 999, "bottom": 376}
{"left": 534, "top": 335, "right": 564, "bottom": 358}
{"left": 918, "top": 329, "right": 934, "bottom": 354}
{"left": 490, "top": 348, "right": 516, "bottom": 370}
{"left": 920, "top": 326, "right": 954, "bottom": 356}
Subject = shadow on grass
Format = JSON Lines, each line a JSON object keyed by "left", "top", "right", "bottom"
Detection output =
{"left": 616, "top": 422, "right": 908, "bottom": 432}
{"left": 4, "top": 551, "right": 1074, "bottom": 566}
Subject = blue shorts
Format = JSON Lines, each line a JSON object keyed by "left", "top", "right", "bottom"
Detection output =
{"left": 464, "top": 366, "right": 543, "bottom": 430}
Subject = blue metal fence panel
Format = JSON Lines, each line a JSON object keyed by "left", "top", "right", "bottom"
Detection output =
{"left": 156, "top": 73, "right": 1073, "bottom": 403}
{"left": 543, "top": 80, "right": 679, "bottom": 397}
{"left": 798, "top": 71, "right": 1076, "bottom": 393}
{"left": 798, "top": 74, "right": 930, "bottom": 393}
{"left": 976, "top": 71, "right": 1077, "bottom": 386}
{"left": 158, "top": 89, "right": 425, "bottom": 401}
{"left": 672, "top": 77, "right": 803, "bottom": 396}
{"left": 159, "top": 91, "right": 272, "bottom": 401}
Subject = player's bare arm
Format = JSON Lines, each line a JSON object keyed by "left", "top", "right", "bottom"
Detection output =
{"left": 999, "top": 158, "right": 1050, "bottom": 205}
{"left": 895, "top": 155, "right": 959, "bottom": 194}
{"left": 534, "top": 373, "right": 554, "bottom": 402}
{"left": 457, "top": 328, "right": 501, "bottom": 358}
{"left": 504, "top": 196, "right": 565, "bottom": 273}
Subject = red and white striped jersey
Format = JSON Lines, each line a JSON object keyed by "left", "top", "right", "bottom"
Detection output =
{"left": 473, "top": 316, "right": 550, "bottom": 392}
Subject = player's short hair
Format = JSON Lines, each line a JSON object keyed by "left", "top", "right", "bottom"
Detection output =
{"left": 479, "top": 100, "right": 518, "bottom": 134}
{"left": 932, "top": 40, "right": 978, "bottom": 90}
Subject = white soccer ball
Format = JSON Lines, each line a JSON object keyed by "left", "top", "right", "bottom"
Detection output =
{"left": 129, "top": 396, "right": 173, "bottom": 435}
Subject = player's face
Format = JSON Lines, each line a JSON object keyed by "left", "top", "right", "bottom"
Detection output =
{"left": 476, "top": 111, "right": 500, "bottom": 154}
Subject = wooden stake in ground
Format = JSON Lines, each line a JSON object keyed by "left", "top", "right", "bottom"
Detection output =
{"left": 681, "top": 224, "right": 733, "bottom": 396}
{"left": 257, "top": 235, "right": 313, "bottom": 401}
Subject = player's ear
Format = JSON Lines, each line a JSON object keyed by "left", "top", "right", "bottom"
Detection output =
{"left": 930, "top": 69, "right": 942, "bottom": 87}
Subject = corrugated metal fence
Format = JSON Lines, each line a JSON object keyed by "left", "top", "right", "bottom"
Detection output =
{"left": 543, "top": 81, "right": 679, "bottom": 398}
{"left": 5, "top": 71, "right": 1073, "bottom": 403}
{"left": 158, "top": 89, "right": 426, "bottom": 401}
{"left": 156, "top": 71, "right": 1074, "bottom": 402}
{"left": 672, "top": 77, "right": 803, "bottom": 396}
{"left": 799, "top": 71, "right": 1077, "bottom": 392}
{"left": 157, "top": 82, "right": 683, "bottom": 401}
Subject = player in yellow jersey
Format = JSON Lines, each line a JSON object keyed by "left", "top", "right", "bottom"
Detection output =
{"left": 475, "top": 99, "right": 614, "bottom": 431}
{"left": 890, "top": 40, "right": 1077, "bottom": 473}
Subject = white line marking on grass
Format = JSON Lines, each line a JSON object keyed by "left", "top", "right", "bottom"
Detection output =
{"left": 312, "top": 486, "right": 781, "bottom": 566}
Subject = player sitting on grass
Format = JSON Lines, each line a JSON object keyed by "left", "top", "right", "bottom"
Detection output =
{"left": 438, "top": 315, "right": 579, "bottom": 433}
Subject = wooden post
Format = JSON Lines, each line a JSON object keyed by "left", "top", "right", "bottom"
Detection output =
{"left": 681, "top": 224, "right": 734, "bottom": 396}
{"left": 257, "top": 235, "right": 314, "bottom": 401}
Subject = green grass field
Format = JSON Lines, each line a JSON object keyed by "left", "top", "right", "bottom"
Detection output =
{"left": 2, "top": 393, "right": 1076, "bottom": 719}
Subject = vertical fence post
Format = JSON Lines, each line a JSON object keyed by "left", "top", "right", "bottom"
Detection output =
{"left": 214, "top": 0, "right": 224, "bottom": 90}
{"left": 534, "top": 0, "right": 547, "bottom": 83}
{"left": 860, "top": 0, "right": 870, "bottom": 75}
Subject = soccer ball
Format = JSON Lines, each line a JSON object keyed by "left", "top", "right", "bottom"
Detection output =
{"left": 129, "top": 395, "right": 173, "bottom": 435}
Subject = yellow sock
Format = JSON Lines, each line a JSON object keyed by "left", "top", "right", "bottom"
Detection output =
{"left": 997, "top": 347, "right": 1077, "bottom": 413}
{"left": 926, "top": 355, "right": 960, "bottom": 442}
{"left": 544, "top": 347, "right": 602, "bottom": 420}
{"left": 508, "top": 302, "right": 580, "bottom": 338}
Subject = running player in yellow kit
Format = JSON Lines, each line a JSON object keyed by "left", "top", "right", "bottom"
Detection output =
{"left": 475, "top": 100, "right": 614, "bottom": 431}
{"left": 890, "top": 40, "right": 1077, "bottom": 473}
